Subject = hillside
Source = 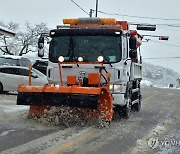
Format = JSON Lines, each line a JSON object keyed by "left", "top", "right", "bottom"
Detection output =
{"left": 142, "top": 62, "right": 180, "bottom": 87}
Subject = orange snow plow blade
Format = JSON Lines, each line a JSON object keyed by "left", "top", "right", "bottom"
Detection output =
{"left": 17, "top": 84, "right": 113, "bottom": 121}
{"left": 17, "top": 62, "right": 113, "bottom": 122}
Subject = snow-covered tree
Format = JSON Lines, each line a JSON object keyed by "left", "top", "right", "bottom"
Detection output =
{"left": 0, "top": 21, "right": 49, "bottom": 56}
{"left": 0, "top": 21, "right": 18, "bottom": 55}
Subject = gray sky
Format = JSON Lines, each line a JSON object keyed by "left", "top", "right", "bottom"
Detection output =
{"left": 1, "top": 0, "right": 180, "bottom": 73}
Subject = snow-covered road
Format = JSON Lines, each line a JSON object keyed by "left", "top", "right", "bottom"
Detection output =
{"left": 0, "top": 87, "right": 179, "bottom": 154}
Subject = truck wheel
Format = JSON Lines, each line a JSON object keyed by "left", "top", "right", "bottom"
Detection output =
{"left": 0, "top": 82, "right": 3, "bottom": 94}
{"left": 132, "top": 89, "right": 141, "bottom": 112}
{"left": 119, "top": 98, "right": 131, "bottom": 119}
{"left": 132, "top": 100, "right": 141, "bottom": 112}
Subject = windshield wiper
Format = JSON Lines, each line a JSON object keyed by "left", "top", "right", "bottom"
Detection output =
{"left": 92, "top": 46, "right": 113, "bottom": 67}
{"left": 68, "top": 37, "right": 75, "bottom": 61}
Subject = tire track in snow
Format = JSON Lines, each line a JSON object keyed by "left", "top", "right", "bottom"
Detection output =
{"left": 126, "top": 99, "right": 179, "bottom": 154}
{"left": 1, "top": 127, "right": 96, "bottom": 154}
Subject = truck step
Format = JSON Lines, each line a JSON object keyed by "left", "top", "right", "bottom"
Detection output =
{"left": 131, "top": 99, "right": 139, "bottom": 105}
{"left": 132, "top": 88, "right": 139, "bottom": 93}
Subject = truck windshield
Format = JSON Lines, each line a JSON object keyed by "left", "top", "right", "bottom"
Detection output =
{"left": 49, "top": 36, "right": 122, "bottom": 63}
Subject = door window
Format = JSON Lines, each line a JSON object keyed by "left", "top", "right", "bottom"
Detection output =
{"left": 18, "top": 68, "right": 29, "bottom": 76}
{"left": 0, "top": 68, "right": 19, "bottom": 75}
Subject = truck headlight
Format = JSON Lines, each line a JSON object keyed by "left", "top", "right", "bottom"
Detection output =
{"left": 58, "top": 56, "right": 64, "bottom": 62}
{"left": 114, "top": 85, "right": 121, "bottom": 92}
{"left": 78, "top": 56, "right": 84, "bottom": 62}
{"left": 110, "top": 84, "right": 121, "bottom": 92}
{"left": 97, "top": 56, "right": 104, "bottom": 62}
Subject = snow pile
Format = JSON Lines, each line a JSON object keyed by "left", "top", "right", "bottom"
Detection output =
{"left": 34, "top": 107, "right": 98, "bottom": 127}
{"left": 28, "top": 107, "right": 110, "bottom": 128}
{"left": 3, "top": 105, "right": 29, "bottom": 114}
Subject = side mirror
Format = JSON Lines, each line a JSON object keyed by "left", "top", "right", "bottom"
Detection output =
{"left": 38, "top": 37, "right": 45, "bottom": 58}
{"left": 129, "top": 49, "right": 137, "bottom": 59}
{"left": 124, "top": 58, "right": 131, "bottom": 65}
{"left": 38, "top": 37, "right": 44, "bottom": 49}
{"left": 38, "top": 48, "right": 44, "bottom": 58}
{"left": 129, "top": 37, "right": 137, "bottom": 50}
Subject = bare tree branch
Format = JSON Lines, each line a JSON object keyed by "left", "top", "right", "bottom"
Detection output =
{"left": 0, "top": 21, "right": 49, "bottom": 55}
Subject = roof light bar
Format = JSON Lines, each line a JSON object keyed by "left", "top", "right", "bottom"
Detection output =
{"left": 63, "top": 18, "right": 78, "bottom": 24}
{"left": 99, "top": 18, "right": 116, "bottom": 24}
{"left": 78, "top": 18, "right": 100, "bottom": 24}
{"left": 63, "top": 18, "right": 116, "bottom": 25}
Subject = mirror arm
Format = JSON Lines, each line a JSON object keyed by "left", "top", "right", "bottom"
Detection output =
{"left": 124, "top": 58, "right": 131, "bottom": 65}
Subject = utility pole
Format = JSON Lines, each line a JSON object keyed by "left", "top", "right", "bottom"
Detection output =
{"left": 89, "top": 9, "right": 93, "bottom": 17}
{"left": 95, "top": 0, "right": 98, "bottom": 17}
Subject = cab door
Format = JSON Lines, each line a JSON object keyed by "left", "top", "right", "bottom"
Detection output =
{"left": 122, "top": 36, "right": 131, "bottom": 86}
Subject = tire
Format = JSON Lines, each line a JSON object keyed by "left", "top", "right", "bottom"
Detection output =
{"left": 132, "top": 99, "right": 141, "bottom": 112}
{"left": 132, "top": 85, "right": 141, "bottom": 112}
{"left": 0, "top": 82, "right": 3, "bottom": 94}
{"left": 118, "top": 98, "right": 131, "bottom": 119}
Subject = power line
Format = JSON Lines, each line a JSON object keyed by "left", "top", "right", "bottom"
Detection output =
{"left": 66, "top": 5, "right": 180, "bottom": 28}
{"left": 97, "top": 10, "right": 180, "bottom": 28}
{"left": 149, "top": 39, "right": 180, "bottom": 48}
{"left": 143, "top": 56, "right": 180, "bottom": 63}
{"left": 129, "top": 22, "right": 180, "bottom": 28}
{"left": 143, "top": 58, "right": 178, "bottom": 63}
{"left": 155, "top": 27, "right": 180, "bottom": 32}
{"left": 156, "top": 24, "right": 180, "bottom": 28}
{"left": 97, "top": 10, "right": 180, "bottom": 22}
{"left": 144, "top": 56, "right": 180, "bottom": 60}
{"left": 70, "top": 0, "right": 89, "bottom": 16}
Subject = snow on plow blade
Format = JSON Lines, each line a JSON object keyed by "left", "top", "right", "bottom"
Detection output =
{"left": 17, "top": 84, "right": 113, "bottom": 121}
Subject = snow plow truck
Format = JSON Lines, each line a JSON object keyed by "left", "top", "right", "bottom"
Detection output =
{"left": 17, "top": 17, "right": 147, "bottom": 123}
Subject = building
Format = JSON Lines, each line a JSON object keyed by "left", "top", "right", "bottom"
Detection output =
{"left": 0, "top": 25, "right": 15, "bottom": 36}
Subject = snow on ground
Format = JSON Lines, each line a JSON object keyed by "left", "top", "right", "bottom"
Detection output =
{"left": 0, "top": 104, "right": 28, "bottom": 122}
{"left": 141, "top": 80, "right": 154, "bottom": 87}
{"left": 141, "top": 79, "right": 180, "bottom": 89}
{"left": 0, "top": 95, "right": 98, "bottom": 128}
{"left": 156, "top": 129, "right": 180, "bottom": 154}
{"left": 0, "top": 94, "right": 28, "bottom": 122}
{"left": 0, "top": 130, "right": 15, "bottom": 137}
{"left": 2, "top": 105, "right": 29, "bottom": 114}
